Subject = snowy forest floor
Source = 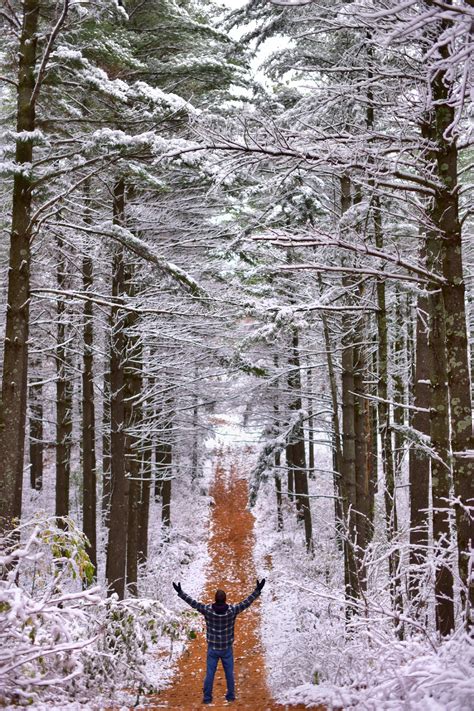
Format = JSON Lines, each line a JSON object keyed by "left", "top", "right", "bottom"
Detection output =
{"left": 142, "top": 448, "right": 323, "bottom": 711}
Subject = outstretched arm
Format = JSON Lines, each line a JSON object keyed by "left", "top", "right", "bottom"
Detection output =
{"left": 173, "top": 582, "right": 207, "bottom": 614}
{"left": 233, "top": 579, "right": 265, "bottom": 614}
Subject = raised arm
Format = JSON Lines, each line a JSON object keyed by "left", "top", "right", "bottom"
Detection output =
{"left": 173, "top": 582, "right": 207, "bottom": 614}
{"left": 233, "top": 578, "right": 265, "bottom": 614}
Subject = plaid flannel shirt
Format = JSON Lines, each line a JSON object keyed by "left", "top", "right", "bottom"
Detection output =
{"left": 179, "top": 587, "right": 261, "bottom": 650}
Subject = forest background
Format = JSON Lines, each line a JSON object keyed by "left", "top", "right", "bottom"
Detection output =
{"left": 0, "top": 0, "right": 473, "bottom": 708}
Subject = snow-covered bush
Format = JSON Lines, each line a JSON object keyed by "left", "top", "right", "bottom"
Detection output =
{"left": 0, "top": 517, "right": 187, "bottom": 706}
{"left": 254, "top": 473, "right": 474, "bottom": 711}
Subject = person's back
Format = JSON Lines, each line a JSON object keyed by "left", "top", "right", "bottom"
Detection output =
{"left": 173, "top": 580, "right": 265, "bottom": 704}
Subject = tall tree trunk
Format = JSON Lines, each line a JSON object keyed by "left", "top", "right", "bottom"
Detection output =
{"left": 424, "top": 196, "right": 455, "bottom": 634}
{"left": 137, "top": 443, "right": 152, "bottom": 566}
{"left": 82, "top": 208, "right": 97, "bottom": 572}
{"left": 393, "top": 287, "right": 405, "bottom": 475}
{"left": 353, "top": 331, "right": 372, "bottom": 573}
{"left": 286, "top": 443, "right": 295, "bottom": 503}
{"left": 106, "top": 179, "right": 128, "bottom": 599}
{"left": 307, "top": 365, "right": 315, "bottom": 479}
{"left": 55, "top": 236, "right": 73, "bottom": 521}
{"left": 191, "top": 362, "right": 200, "bottom": 483}
{"left": 409, "top": 285, "right": 431, "bottom": 607}
{"left": 318, "top": 275, "right": 344, "bottom": 548}
{"left": 0, "top": 1, "right": 40, "bottom": 529}
{"left": 373, "top": 200, "right": 402, "bottom": 621}
{"left": 430, "top": 79, "right": 474, "bottom": 625}
{"left": 29, "top": 370, "right": 43, "bottom": 491}
{"left": 156, "top": 401, "right": 173, "bottom": 541}
{"left": 339, "top": 175, "right": 360, "bottom": 606}
{"left": 364, "top": 33, "right": 379, "bottom": 543}
{"left": 288, "top": 328, "right": 313, "bottom": 553}
{"left": 125, "top": 283, "right": 142, "bottom": 597}
{"left": 274, "top": 449, "right": 283, "bottom": 532}
{"left": 102, "top": 338, "right": 111, "bottom": 523}
{"left": 138, "top": 375, "right": 153, "bottom": 565}
{"left": 428, "top": 277, "right": 455, "bottom": 635}
{"left": 273, "top": 356, "right": 284, "bottom": 531}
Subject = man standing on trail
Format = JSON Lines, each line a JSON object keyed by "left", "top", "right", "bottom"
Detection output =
{"left": 173, "top": 579, "right": 266, "bottom": 704}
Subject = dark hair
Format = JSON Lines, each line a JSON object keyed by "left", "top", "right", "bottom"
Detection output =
{"left": 215, "top": 589, "right": 226, "bottom": 603}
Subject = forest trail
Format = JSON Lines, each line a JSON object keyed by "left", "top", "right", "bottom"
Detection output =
{"left": 145, "top": 449, "right": 323, "bottom": 710}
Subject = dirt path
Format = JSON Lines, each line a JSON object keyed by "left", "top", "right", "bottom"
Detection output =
{"left": 145, "top": 453, "right": 323, "bottom": 710}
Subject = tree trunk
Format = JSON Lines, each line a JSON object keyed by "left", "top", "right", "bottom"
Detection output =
{"left": 102, "top": 341, "right": 111, "bottom": 523}
{"left": 82, "top": 212, "right": 97, "bottom": 572}
{"left": 373, "top": 200, "right": 402, "bottom": 620}
{"left": 393, "top": 287, "right": 405, "bottom": 475}
{"left": 419, "top": 9, "right": 474, "bottom": 624}
{"left": 318, "top": 274, "right": 344, "bottom": 548}
{"left": 432, "top": 101, "right": 474, "bottom": 625}
{"left": 353, "top": 334, "right": 372, "bottom": 568}
{"left": 288, "top": 328, "right": 313, "bottom": 553}
{"left": 307, "top": 365, "right": 315, "bottom": 479}
{"left": 29, "top": 372, "right": 43, "bottom": 491}
{"left": 137, "top": 444, "right": 152, "bottom": 566}
{"left": 106, "top": 178, "right": 128, "bottom": 599}
{"left": 286, "top": 443, "right": 295, "bottom": 503}
{"left": 339, "top": 176, "right": 360, "bottom": 605}
{"left": 424, "top": 208, "right": 455, "bottom": 634}
{"left": 55, "top": 236, "right": 73, "bottom": 521}
{"left": 138, "top": 376, "right": 153, "bottom": 565}
{"left": 191, "top": 362, "right": 200, "bottom": 483}
{"left": 273, "top": 356, "right": 284, "bottom": 531}
{"left": 124, "top": 284, "right": 142, "bottom": 597}
{"left": 409, "top": 286, "right": 431, "bottom": 606}
{"left": 275, "top": 450, "right": 283, "bottom": 531}
{"left": 0, "top": 0, "right": 40, "bottom": 529}
{"left": 156, "top": 402, "right": 173, "bottom": 540}
{"left": 428, "top": 279, "right": 455, "bottom": 636}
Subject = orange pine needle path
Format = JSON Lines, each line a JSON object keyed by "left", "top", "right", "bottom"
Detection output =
{"left": 143, "top": 456, "right": 324, "bottom": 710}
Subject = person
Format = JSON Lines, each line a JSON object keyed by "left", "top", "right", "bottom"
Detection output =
{"left": 172, "top": 578, "right": 266, "bottom": 704}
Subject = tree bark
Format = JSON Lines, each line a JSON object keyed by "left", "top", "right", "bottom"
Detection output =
{"left": 0, "top": 0, "right": 40, "bottom": 529}
{"left": 318, "top": 274, "right": 344, "bottom": 548}
{"left": 424, "top": 195, "right": 455, "bottom": 634}
{"left": 137, "top": 444, "right": 152, "bottom": 566}
{"left": 393, "top": 287, "right": 405, "bottom": 475}
{"left": 373, "top": 200, "right": 402, "bottom": 620}
{"left": 433, "top": 110, "right": 474, "bottom": 626}
{"left": 138, "top": 376, "right": 153, "bottom": 565}
{"left": 288, "top": 328, "right": 313, "bottom": 553}
{"left": 106, "top": 178, "right": 128, "bottom": 599}
{"left": 339, "top": 175, "right": 360, "bottom": 605}
{"left": 55, "top": 236, "right": 73, "bottom": 522}
{"left": 124, "top": 282, "right": 142, "bottom": 597}
{"left": 408, "top": 286, "right": 431, "bottom": 606}
{"left": 428, "top": 278, "right": 455, "bottom": 636}
{"left": 156, "top": 401, "right": 173, "bottom": 540}
{"left": 307, "top": 365, "right": 315, "bottom": 479}
{"left": 275, "top": 450, "right": 283, "bottom": 531}
{"left": 272, "top": 355, "right": 284, "bottom": 531}
{"left": 29, "top": 372, "right": 43, "bottom": 491}
{"left": 102, "top": 338, "right": 111, "bottom": 523}
{"left": 353, "top": 333, "right": 372, "bottom": 565}
{"left": 191, "top": 362, "right": 200, "bottom": 483}
{"left": 286, "top": 444, "right": 295, "bottom": 503}
{"left": 82, "top": 227, "right": 97, "bottom": 572}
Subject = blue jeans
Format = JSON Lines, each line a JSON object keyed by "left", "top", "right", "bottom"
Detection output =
{"left": 203, "top": 645, "right": 235, "bottom": 703}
